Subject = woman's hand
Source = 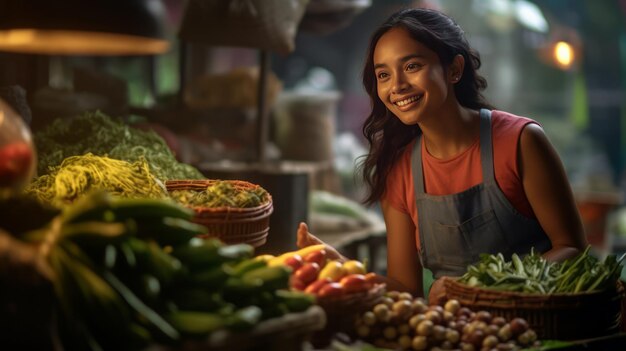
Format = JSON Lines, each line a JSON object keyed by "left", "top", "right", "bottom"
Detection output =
{"left": 428, "top": 277, "right": 449, "bottom": 306}
{"left": 296, "top": 222, "right": 346, "bottom": 262}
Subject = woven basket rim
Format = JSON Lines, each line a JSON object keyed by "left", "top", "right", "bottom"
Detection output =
{"left": 444, "top": 277, "right": 624, "bottom": 309}
{"left": 317, "top": 283, "right": 386, "bottom": 306}
{"left": 445, "top": 277, "right": 622, "bottom": 298}
{"left": 192, "top": 200, "right": 273, "bottom": 218}
{"left": 213, "top": 228, "right": 270, "bottom": 240}
{"left": 165, "top": 179, "right": 273, "bottom": 213}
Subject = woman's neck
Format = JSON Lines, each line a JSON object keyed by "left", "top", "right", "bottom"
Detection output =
{"left": 419, "top": 105, "right": 481, "bottom": 160}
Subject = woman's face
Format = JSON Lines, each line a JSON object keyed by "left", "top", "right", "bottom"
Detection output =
{"left": 373, "top": 27, "right": 453, "bottom": 125}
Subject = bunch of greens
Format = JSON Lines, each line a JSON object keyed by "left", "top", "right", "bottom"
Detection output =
{"left": 21, "top": 191, "right": 308, "bottom": 350}
{"left": 169, "top": 181, "right": 269, "bottom": 208}
{"left": 34, "top": 111, "right": 204, "bottom": 181}
{"left": 25, "top": 154, "right": 168, "bottom": 208}
{"left": 458, "top": 247, "right": 625, "bottom": 294}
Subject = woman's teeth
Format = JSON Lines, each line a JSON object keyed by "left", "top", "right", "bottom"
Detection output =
{"left": 396, "top": 95, "right": 420, "bottom": 107}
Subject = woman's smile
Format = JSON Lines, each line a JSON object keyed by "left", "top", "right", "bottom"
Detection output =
{"left": 393, "top": 94, "right": 423, "bottom": 110}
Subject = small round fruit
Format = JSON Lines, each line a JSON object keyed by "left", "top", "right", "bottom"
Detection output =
{"left": 411, "top": 335, "right": 428, "bottom": 351}
{"left": 362, "top": 311, "right": 377, "bottom": 326}
{"left": 444, "top": 299, "right": 461, "bottom": 314}
{"left": 416, "top": 320, "right": 434, "bottom": 336}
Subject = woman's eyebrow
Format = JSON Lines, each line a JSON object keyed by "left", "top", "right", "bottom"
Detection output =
{"left": 374, "top": 54, "right": 425, "bottom": 70}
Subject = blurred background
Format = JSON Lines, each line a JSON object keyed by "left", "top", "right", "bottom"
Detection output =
{"left": 0, "top": 0, "right": 625, "bottom": 270}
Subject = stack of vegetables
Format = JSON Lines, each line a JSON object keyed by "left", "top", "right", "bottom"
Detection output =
{"left": 22, "top": 191, "right": 314, "bottom": 350}
{"left": 258, "top": 246, "right": 382, "bottom": 298}
{"left": 458, "top": 247, "right": 625, "bottom": 294}
{"left": 34, "top": 111, "right": 203, "bottom": 180}
{"left": 26, "top": 112, "right": 204, "bottom": 207}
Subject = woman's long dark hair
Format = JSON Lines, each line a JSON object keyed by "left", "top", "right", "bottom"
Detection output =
{"left": 358, "top": 8, "right": 494, "bottom": 206}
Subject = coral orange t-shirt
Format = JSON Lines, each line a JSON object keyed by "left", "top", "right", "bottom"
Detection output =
{"left": 383, "top": 110, "right": 538, "bottom": 250}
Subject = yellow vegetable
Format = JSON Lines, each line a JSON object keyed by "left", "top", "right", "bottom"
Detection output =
{"left": 319, "top": 260, "right": 347, "bottom": 281}
{"left": 254, "top": 254, "right": 275, "bottom": 263}
{"left": 294, "top": 244, "right": 326, "bottom": 258}
{"left": 342, "top": 260, "right": 367, "bottom": 275}
{"left": 268, "top": 244, "right": 325, "bottom": 267}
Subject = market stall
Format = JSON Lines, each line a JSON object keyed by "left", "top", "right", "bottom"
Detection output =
{"left": 2, "top": 1, "right": 626, "bottom": 351}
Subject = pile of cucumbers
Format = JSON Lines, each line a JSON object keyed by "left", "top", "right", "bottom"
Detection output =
{"left": 25, "top": 191, "right": 314, "bottom": 350}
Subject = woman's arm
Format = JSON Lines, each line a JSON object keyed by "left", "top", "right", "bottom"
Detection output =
{"left": 518, "top": 123, "right": 587, "bottom": 262}
{"left": 381, "top": 200, "right": 424, "bottom": 296}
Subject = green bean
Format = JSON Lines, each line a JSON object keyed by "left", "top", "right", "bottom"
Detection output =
{"left": 458, "top": 246, "right": 624, "bottom": 294}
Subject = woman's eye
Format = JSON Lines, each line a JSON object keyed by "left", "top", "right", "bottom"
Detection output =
{"left": 377, "top": 72, "right": 388, "bottom": 79}
{"left": 407, "top": 62, "right": 421, "bottom": 71}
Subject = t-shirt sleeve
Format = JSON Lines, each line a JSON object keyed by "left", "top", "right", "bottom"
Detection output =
{"left": 381, "top": 145, "right": 412, "bottom": 214}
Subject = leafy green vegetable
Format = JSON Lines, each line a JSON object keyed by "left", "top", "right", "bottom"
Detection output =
{"left": 34, "top": 111, "right": 204, "bottom": 181}
{"left": 25, "top": 154, "right": 168, "bottom": 207}
{"left": 169, "top": 181, "right": 269, "bottom": 208}
{"left": 458, "top": 247, "right": 625, "bottom": 294}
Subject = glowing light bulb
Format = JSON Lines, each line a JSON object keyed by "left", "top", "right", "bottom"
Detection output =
{"left": 553, "top": 41, "right": 574, "bottom": 69}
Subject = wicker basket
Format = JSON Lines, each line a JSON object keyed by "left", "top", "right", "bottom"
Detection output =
{"left": 312, "top": 283, "right": 386, "bottom": 347}
{"left": 444, "top": 278, "right": 624, "bottom": 340}
{"left": 166, "top": 179, "right": 273, "bottom": 247}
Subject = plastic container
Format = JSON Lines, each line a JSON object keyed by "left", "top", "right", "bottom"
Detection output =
{"left": 273, "top": 91, "right": 340, "bottom": 163}
{"left": 0, "top": 96, "right": 36, "bottom": 198}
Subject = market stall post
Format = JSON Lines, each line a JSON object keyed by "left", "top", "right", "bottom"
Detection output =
{"left": 178, "top": 0, "right": 312, "bottom": 255}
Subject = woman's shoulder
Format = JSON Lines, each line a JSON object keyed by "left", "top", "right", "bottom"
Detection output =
{"left": 490, "top": 110, "right": 540, "bottom": 137}
{"left": 491, "top": 109, "right": 539, "bottom": 125}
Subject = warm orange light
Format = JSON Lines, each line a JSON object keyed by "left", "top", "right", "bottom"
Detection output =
{"left": 0, "top": 29, "right": 169, "bottom": 55}
{"left": 553, "top": 41, "right": 574, "bottom": 69}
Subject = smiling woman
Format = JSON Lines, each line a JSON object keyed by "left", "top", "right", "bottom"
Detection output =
{"left": 373, "top": 27, "right": 451, "bottom": 125}
{"left": 297, "top": 7, "right": 587, "bottom": 304}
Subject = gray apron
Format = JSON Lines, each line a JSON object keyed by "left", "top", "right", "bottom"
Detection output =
{"left": 411, "top": 109, "right": 551, "bottom": 279}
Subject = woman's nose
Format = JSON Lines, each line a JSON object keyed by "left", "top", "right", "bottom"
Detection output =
{"left": 391, "top": 74, "right": 409, "bottom": 93}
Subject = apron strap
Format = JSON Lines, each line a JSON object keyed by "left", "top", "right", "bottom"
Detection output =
{"left": 411, "top": 134, "right": 425, "bottom": 197}
{"left": 479, "top": 109, "right": 495, "bottom": 185}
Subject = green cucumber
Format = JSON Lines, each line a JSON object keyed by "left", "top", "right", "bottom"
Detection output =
{"left": 167, "top": 311, "right": 225, "bottom": 336}
{"left": 275, "top": 290, "right": 315, "bottom": 312}
{"left": 242, "top": 266, "right": 291, "bottom": 291}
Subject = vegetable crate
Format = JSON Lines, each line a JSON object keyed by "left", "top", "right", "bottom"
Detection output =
{"left": 166, "top": 180, "right": 273, "bottom": 247}
{"left": 444, "top": 278, "right": 624, "bottom": 340}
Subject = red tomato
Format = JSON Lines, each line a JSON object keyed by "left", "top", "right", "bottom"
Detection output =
{"left": 284, "top": 254, "right": 304, "bottom": 271}
{"left": 294, "top": 262, "right": 320, "bottom": 285}
{"left": 339, "top": 274, "right": 371, "bottom": 294}
{"left": 304, "top": 277, "right": 332, "bottom": 294}
{"left": 364, "top": 272, "right": 383, "bottom": 285}
{"left": 303, "top": 249, "right": 327, "bottom": 267}
{"left": 290, "top": 275, "right": 306, "bottom": 291}
{"left": 318, "top": 282, "right": 344, "bottom": 298}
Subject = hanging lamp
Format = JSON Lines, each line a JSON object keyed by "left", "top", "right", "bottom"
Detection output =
{"left": 0, "top": 0, "right": 169, "bottom": 55}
